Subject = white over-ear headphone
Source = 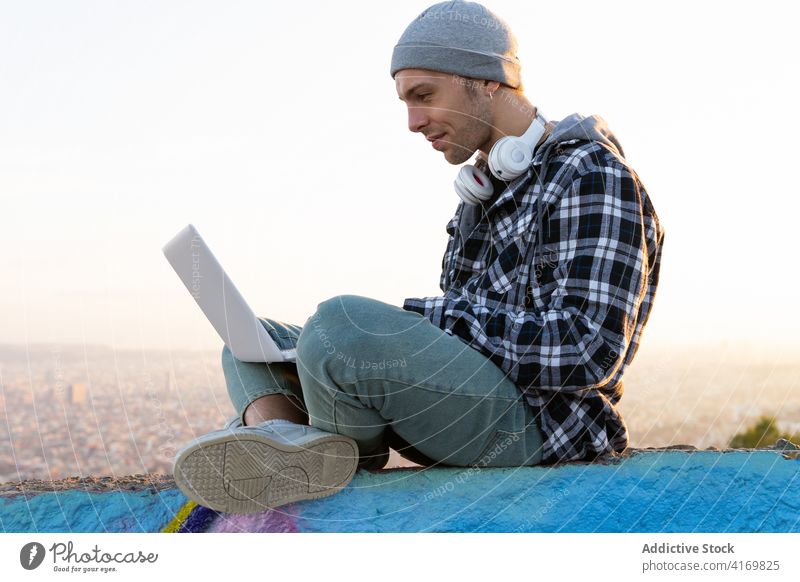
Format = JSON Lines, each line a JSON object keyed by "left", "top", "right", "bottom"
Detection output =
{"left": 454, "top": 112, "right": 548, "bottom": 205}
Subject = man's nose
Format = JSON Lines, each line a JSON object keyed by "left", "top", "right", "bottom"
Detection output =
{"left": 407, "top": 106, "right": 429, "bottom": 133}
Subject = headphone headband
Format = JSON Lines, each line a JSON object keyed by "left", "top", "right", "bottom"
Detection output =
{"left": 519, "top": 112, "right": 548, "bottom": 149}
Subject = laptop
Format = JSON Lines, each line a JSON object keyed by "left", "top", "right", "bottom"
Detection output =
{"left": 162, "top": 224, "right": 297, "bottom": 363}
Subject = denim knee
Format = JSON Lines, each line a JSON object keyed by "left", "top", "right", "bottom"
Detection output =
{"left": 299, "top": 295, "right": 364, "bottom": 358}
{"left": 297, "top": 295, "right": 380, "bottom": 387}
{"left": 313, "top": 294, "right": 364, "bottom": 326}
{"left": 296, "top": 299, "right": 342, "bottom": 364}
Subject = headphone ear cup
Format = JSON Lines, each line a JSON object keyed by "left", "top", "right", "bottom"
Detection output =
{"left": 454, "top": 164, "right": 494, "bottom": 205}
{"left": 454, "top": 170, "right": 482, "bottom": 205}
{"left": 488, "top": 135, "right": 533, "bottom": 181}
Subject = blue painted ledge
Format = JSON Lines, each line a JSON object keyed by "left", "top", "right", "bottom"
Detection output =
{"left": 2, "top": 448, "right": 798, "bottom": 533}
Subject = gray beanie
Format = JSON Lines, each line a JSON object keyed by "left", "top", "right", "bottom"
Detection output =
{"left": 390, "top": 1, "right": 522, "bottom": 89}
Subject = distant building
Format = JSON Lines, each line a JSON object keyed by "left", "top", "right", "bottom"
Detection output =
{"left": 68, "top": 383, "right": 87, "bottom": 404}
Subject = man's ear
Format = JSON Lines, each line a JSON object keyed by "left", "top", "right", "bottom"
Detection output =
{"left": 484, "top": 80, "right": 500, "bottom": 98}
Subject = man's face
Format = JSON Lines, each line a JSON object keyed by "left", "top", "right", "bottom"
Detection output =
{"left": 395, "top": 69, "right": 493, "bottom": 165}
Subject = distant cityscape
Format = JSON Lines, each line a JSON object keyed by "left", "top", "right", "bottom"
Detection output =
{"left": 0, "top": 344, "right": 234, "bottom": 483}
{"left": 1, "top": 342, "right": 798, "bottom": 483}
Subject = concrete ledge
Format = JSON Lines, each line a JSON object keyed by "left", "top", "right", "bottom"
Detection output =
{"left": 2, "top": 449, "right": 798, "bottom": 533}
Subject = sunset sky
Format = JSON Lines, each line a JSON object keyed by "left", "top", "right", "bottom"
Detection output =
{"left": 1, "top": 0, "right": 798, "bottom": 353}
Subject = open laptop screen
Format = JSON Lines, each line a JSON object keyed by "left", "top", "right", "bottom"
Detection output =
{"left": 162, "top": 224, "right": 296, "bottom": 363}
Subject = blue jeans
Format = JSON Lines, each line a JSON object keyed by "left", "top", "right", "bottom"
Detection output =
{"left": 222, "top": 295, "right": 544, "bottom": 467}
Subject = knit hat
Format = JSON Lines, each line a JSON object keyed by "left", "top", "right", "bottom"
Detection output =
{"left": 390, "top": 1, "right": 522, "bottom": 89}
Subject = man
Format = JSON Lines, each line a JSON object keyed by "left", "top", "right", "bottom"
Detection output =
{"left": 172, "top": 0, "right": 664, "bottom": 515}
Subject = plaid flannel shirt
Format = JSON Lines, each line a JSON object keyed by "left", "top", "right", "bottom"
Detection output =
{"left": 403, "top": 135, "right": 664, "bottom": 464}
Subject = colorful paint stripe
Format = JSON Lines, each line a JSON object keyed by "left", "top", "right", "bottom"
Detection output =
{"left": 161, "top": 501, "right": 197, "bottom": 533}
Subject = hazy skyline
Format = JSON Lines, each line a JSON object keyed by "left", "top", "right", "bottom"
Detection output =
{"left": 2, "top": 340, "right": 798, "bottom": 482}
{"left": 2, "top": 0, "right": 798, "bottom": 351}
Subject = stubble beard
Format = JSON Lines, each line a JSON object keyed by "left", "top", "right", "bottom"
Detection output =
{"left": 444, "top": 93, "right": 493, "bottom": 165}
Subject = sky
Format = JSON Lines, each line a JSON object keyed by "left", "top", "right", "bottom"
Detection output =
{"left": 1, "top": 0, "right": 798, "bottom": 352}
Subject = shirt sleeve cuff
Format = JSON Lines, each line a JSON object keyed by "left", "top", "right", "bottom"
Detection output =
{"left": 402, "top": 297, "right": 428, "bottom": 315}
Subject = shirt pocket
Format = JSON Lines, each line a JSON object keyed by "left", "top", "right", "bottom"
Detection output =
{"left": 447, "top": 223, "right": 491, "bottom": 292}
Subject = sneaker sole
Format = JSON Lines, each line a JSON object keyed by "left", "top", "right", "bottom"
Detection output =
{"left": 173, "top": 431, "right": 359, "bottom": 514}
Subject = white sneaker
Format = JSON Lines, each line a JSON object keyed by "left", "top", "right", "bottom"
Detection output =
{"left": 173, "top": 419, "right": 359, "bottom": 514}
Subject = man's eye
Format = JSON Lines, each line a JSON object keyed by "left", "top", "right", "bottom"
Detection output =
{"left": 418, "top": 93, "right": 432, "bottom": 103}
